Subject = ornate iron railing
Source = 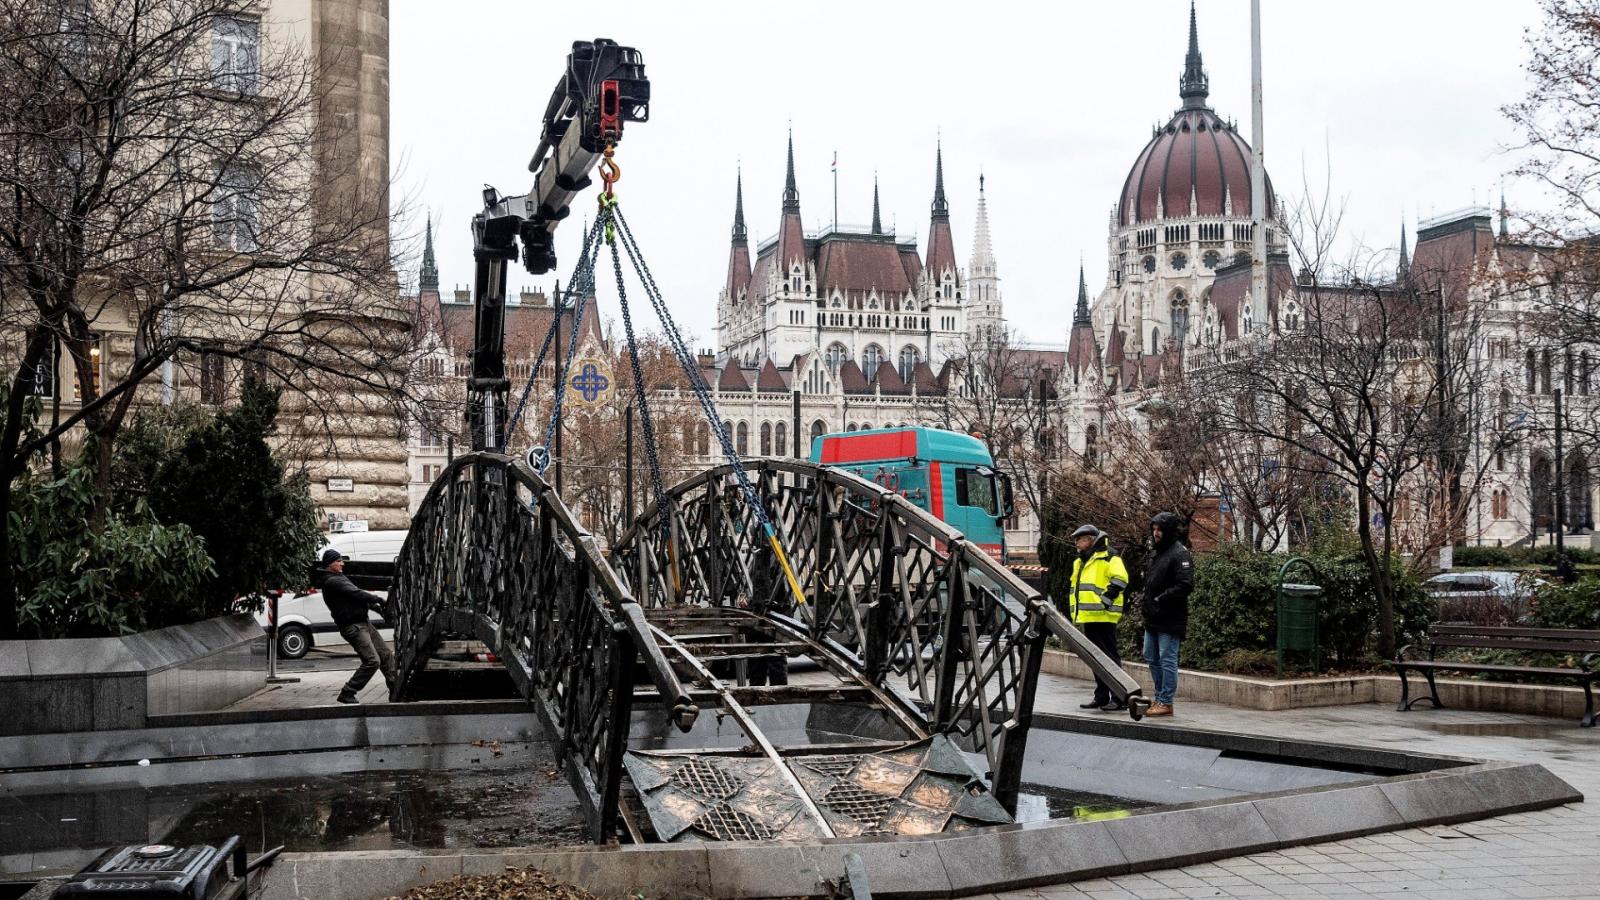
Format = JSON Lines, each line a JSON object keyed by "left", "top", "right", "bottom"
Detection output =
{"left": 612, "top": 460, "right": 1143, "bottom": 807}
{"left": 388, "top": 452, "right": 695, "bottom": 842}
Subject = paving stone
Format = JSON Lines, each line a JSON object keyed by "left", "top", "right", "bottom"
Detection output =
{"left": 1102, "top": 802, "right": 1279, "bottom": 871}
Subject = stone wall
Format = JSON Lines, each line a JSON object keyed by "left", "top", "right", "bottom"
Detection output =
{"left": 0, "top": 614, "right": 265, "bottom": 735}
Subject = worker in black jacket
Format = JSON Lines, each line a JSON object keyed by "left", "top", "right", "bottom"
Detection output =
{"left": 1141, "top": 512, "right": 1193, "bottom": 717}
{"left": 318, "top": 548, "right": 396, "bottom": 704}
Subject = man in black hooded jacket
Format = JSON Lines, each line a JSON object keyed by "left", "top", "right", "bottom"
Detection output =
{"left": 1142, "top": 512, "right": 1193, "bottom": 716}
{"left": 318, "top": 548, "right": 395, "bottom": 704}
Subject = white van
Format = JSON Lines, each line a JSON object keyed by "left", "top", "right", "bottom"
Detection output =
{"left": 255, "top": 530, "right": 408, "bottom": 658}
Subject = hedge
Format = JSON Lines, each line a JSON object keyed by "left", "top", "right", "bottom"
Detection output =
{"left": 1112, "top": 544, "right": 1433, "bottom": 673}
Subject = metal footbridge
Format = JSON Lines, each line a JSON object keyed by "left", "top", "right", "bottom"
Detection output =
{"left": 385, "top": 36, "right": 1144, "bottom": 846}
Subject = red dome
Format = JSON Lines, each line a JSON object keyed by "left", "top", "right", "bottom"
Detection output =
{"left": 1118, "top": 107, "right": 1274, "bottom": 227}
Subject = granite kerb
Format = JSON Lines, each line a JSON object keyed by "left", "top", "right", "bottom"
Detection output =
{"left": 252, "top": 758, "right": 1578, "bottom": 899}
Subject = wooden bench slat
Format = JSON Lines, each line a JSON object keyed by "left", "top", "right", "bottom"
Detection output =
{"left": 1428, "top": 636, "right": 1600, "bottom": 654}
{"left": 1430, "top": 625, "right": 1600, "bottom": 642}
{"left": 1397, "top": 660, "right": 1595, "bottom": 677}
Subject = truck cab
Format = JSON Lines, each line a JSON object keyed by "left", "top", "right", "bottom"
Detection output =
{"left": 810, "top": 426, "right": 1014, "bottom": 559}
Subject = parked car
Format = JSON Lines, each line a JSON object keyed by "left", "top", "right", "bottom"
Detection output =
{"left": 254, "top": 530, "right": 407, "bottom": 658}
{"left": 1423, "top": 569, "right": 1547, "bottom": 624}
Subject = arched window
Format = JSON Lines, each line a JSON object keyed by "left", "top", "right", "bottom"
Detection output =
{"left": 1170, "top": 290, "right": 1189, "bottom": 344}
{"left": 810, "top": 419, "right": 826, "bottom": 447}
{"left": 1203, "top": 304, "right": 1218, "bottom": 346}
{"left": 1584, "top": 351, "right": 1593, "bottom": 396}
{"left": 1541, "top": 349, "right": 1553, "bottom": 394}
{"left": 736, "top": 421, "right": 749, "bottom": 456}
{"left": 1531, "top": 452, "right": 1554, "bottom": 531}
{"left": 696, "top": 422, "right": 710, "bottom": 456}
{"left": 775, "top": 421, "right": 788, "bottom": 458}
{"left": 899, "top": 345, "right": 921, "bottom": 381}
{"left": 1527, "top": 349, "right": 1538, "bottom": 393}
{"left": 1282, "top": 300, "right": 1301, "bottom": 331}
{"left": 1150, "top": 326, "right": 1161, "bottom": 351}
{"left": 1492, "top": 489, "right": 1509, "bottom": 520}
{"left": 1242, "top": 303, "right": 1255, "bottom": 335}
{"left": 759, "top": 421, "right": 772, "bottom": 456}
{"left": 1570, "top": 452, "right": 1592, "bottom": 531}
{"left": 1084, "top": 424, "right": 1099, "bottom": 468}
{"left": 862, "top": 344, "right": 885, "bottom": 375}
{"left": 1566, "top": 350, "right": 1577, "bottom": 395}
{"left": 825, "top": 342, "right": 849, "bottom": 375}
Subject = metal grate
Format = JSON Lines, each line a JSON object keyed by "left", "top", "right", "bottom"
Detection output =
{"left": 691, "top": 803, "right": 775, "bottom": 841}
{"left": 671, "top": 757, "right": 743, "bottom": 802}
{"left": 797, "top": 755, "right": 859, "bottom": 778}
{"left": 821, "top": 781, "right": 894, "bottom": 831}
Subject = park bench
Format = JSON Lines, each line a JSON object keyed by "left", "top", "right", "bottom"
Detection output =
{"left": 1393, "top": 624, "right": 1600, "bottom": 727}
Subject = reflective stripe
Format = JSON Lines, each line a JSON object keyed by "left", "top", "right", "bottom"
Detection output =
{"left": 1108, "top": 578, "right": 1128, "bottom": 589}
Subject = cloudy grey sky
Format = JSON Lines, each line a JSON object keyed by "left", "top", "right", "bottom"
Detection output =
{"left": 389, "top": 1, "right": 1544, "bottom": 348}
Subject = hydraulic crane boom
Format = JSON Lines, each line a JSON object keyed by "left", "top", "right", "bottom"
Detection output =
{"left": 468, "top": 39, "right": 649, "bottom": 451}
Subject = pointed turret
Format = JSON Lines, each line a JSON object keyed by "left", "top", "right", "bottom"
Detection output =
{"left": 725, "top": 170, "right": 752, "bottom": 301}
{"left": 969, "top": 173, "right": 995, "bottom": 278}
{"left": 776, "top": 130, "right": 806, "bottom": 272}
{"left": 732, "top": 168, "right": 747, "bottom": 243}
{"left": 1178, "top": 0, "right": 1209, "bottom": 110}
{"left": 1074, "top": 263, "right": 1091, "bottom": 325}
{"left": 924, "top": 142, "right": 958, "bottom": 278}
{"left": 419, "top": 214, "right": 440, "bottom": 293}
{"left": 1499, "top": 188, "right": 1510, "bottom": 240}
{"left": 782, "top": 129, "right": 800, "bottom": 213}
{"left": 1067, "top": 263, "right": 1101, "bottom": 380}
{"left": 1396, "top": 219, "right": 1411, "bottom": 282}
{"left": 870, "top": 176, "right": 883, "bottom": 235}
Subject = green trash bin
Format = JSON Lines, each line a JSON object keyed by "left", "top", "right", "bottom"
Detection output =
{"left": 1276, "top": 558, "right": 1322, "bottom": 677}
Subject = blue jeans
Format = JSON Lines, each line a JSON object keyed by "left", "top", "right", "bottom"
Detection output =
{"left": 1143, "top": 630, "right": 1181, "bottom": 705}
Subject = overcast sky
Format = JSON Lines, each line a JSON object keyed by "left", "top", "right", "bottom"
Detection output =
{"left": 389, "top": 1, "right": 1545, "bottom": 349}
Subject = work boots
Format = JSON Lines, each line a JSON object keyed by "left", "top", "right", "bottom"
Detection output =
{"left": 1146, "top": 702, "right": 1174, "bottom": 717}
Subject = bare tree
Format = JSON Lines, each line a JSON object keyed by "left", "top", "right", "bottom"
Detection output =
{"left": 0, "top": 0, "right": 415, "bottom": 635}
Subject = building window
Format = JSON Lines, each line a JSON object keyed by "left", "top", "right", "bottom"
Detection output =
{"left": 1492, "top": 489, "right": 1510, "bottom": 521}
{"left": 212, "top": 16, "right": 260, "bottom": 94}
{"left": 1084, "top": 424, "right": 1099, "bottom": 468}
{"left": 213, "top": 165, "right": 259, "bottom": 252}
{"left": 759, "top": 421, "right": 772, "bottom": 456}
{"left": 199, "top": 351, "right": 226, "bottom": 404}
{"left": 1282, "top": 300, "right": 1301, "bottom": 331}
{"left": 696, "top": 422, "right": 710, "bottom": 456}
{"left": 775, "top": 421, "right": 787, "bottom": 457}
{"left": 810, "top": 419, "right": 825, "bottom": 448}
{"left": 71, "top": 334, "right": 103, "bottom": 402}
{"left": 736, "top": 421, "right": 748, "bottom": 456}
{"left": 1541, "top": 349, "right": 1553, "bottom": 394}
{"left": 418, "top": 427, "right": 445, "bottom": 450}
{"left": 1566, "top": 351, "right": 1576, "bottom": 395}
{"left": 899, "top": 345, "right": 920, "bottom": 382}
{"left": 1202, "top": 249, "right": 1220, "bottom": 269}
{"left": 825, "top": 342, "right": 849, "bottom": 375}
{"left": 421, "top": 463, "right": 443, "bottom": 483}
{"left": 1583, "top": 352, "right": 1593, "bottom": 396}
{"left": 1170, "top": 252, "right": 1188, "bottom": 271}
{"left": 862, "top": 344, "right": 885, "bottom": 376}
{"left": 1170, "top": 291, "right": 1189, "bottom": 344}
{"left": 1142, "top": 255, "right": 1156, "bottom": 273}
{"left": 1527, "top": 350, "right": 1538, "bottom": 394}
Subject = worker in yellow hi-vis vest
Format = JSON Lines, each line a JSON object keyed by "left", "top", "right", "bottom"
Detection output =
{"left": 1068, "top": 524, "right": 1130, "bottom": 712}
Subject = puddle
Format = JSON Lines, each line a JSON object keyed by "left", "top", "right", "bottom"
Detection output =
{"left": 0, "top": 761, "right": 586, "bottom": 874}
{"left": 1012, "top": 783, "right": 1151, "bottom": 823}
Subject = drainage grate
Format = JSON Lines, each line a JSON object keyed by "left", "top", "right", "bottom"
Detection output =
{"left": 821, "top": 781, "right": 895, "bottom": 831}
{"left": 797, "top": 755, "right": 859, "bottom": 779}
{"left": 691, "top": 803, "right": 775, "bottom": 841}
{"left": 671, "top": 757, "right": 743, "bottom": 802}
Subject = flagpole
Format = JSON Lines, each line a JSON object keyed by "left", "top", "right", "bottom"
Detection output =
{"left": 832, "top": 150, "right": 838, "bottom": 230}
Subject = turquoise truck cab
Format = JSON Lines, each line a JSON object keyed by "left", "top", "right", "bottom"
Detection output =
{"left": 809, "top": 426, "right": 1015, "bottom": 559}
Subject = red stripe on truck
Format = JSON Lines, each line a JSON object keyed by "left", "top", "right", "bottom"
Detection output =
{"left": 819, "top": 430, "right": 918, "bottom": 464}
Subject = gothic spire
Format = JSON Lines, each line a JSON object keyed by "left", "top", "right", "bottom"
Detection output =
{"left": 1397, "top": 218, "right": 1410, "bottom": 281}
{"left": 1179, "top": 0, "right": 1210, "bottom": 110}
{"left": 1499, "top": 187, "right": 1510, "bottom": 239}
{"left": 969, "top": 173, "right": 995, "bottom": 276}
{"left": 870, "top": 175, "right": 883, "bottom": 234}
{"left": 732, "top": 167, "right": 747, "bottom": 243}
{"left": 419, "top": 213, "right": 439, "bottom": 292}
{"left": 930, "top": 140, "right": 950, "bottom": 221}
{"left": 1074, "top": 261, "right": 1091, "bottom": 325}
{"left": 782, "top": 129, "right": 800, "bottom": 212}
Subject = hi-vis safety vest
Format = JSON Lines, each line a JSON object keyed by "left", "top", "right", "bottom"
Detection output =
{"left": 1069, "top": 548, "right": 1130, "bottom": 624}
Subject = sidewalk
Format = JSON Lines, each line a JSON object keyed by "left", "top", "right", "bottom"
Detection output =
{"left": 989, "top": 670, "right": 1599, "bottom": 900}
